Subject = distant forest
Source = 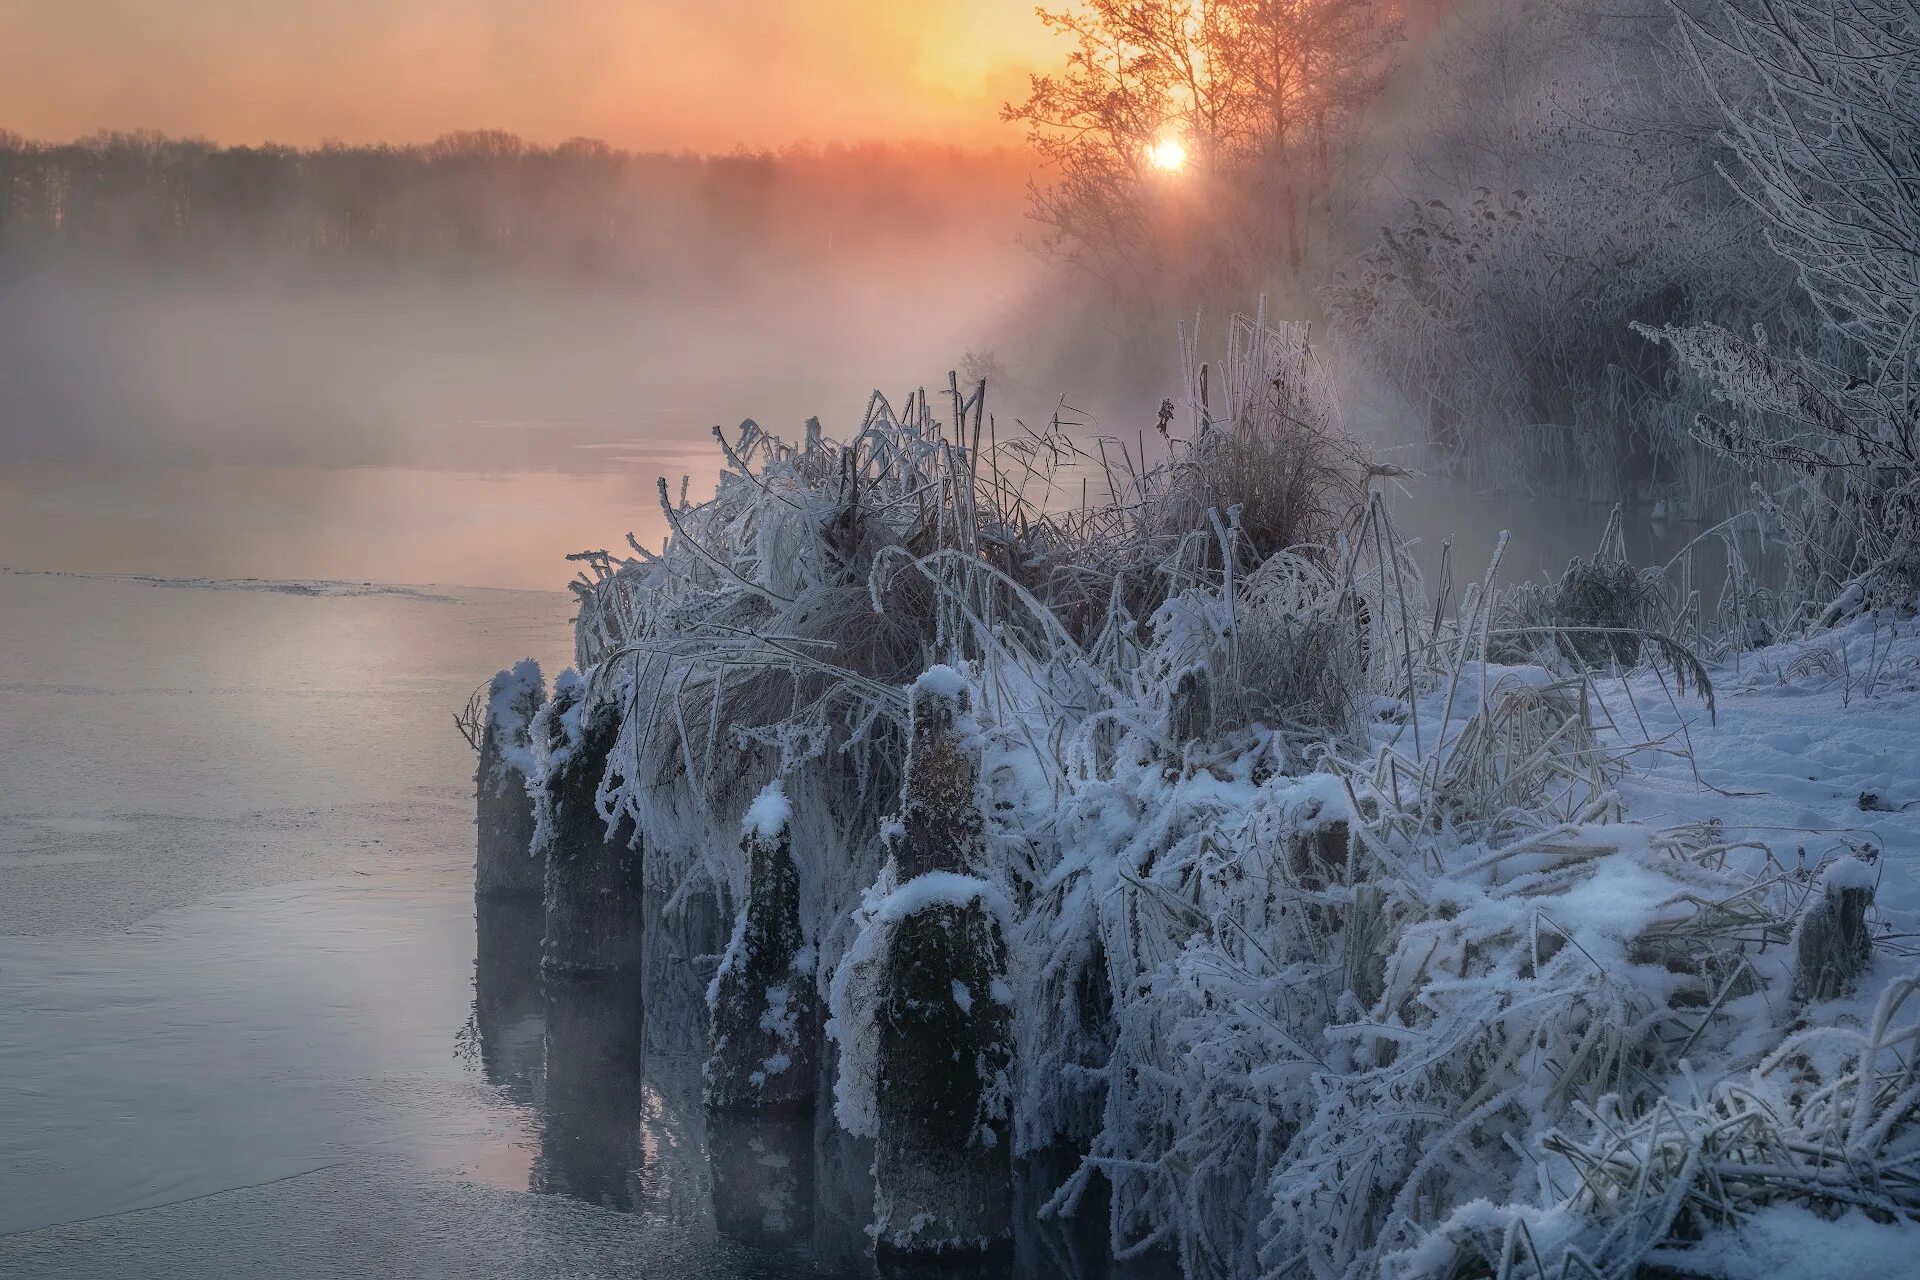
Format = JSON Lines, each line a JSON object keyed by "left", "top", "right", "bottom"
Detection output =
{"left": 0, "top": 131, "right": 1034, "bottom": 282}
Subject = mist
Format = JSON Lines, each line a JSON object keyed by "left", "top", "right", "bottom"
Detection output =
{"left": 0, "top": 136, "right": 1181, "bottom": 589}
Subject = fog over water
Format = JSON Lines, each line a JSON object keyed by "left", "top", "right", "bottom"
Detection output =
{"left": 0, "top": 256, "right": 1669, "bottom": 593}
{"left": 0, "top": 139, "right": 1179, "bottom": 591}
{"left": 0, "top": 255, "right": 1081, "bottom": 589}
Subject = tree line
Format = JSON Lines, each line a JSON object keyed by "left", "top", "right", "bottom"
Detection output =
{"left": 0, "top": 130, "right": 1033, "bottom": 283}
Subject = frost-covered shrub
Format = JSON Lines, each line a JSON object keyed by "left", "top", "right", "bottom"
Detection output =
{"left": 1387, "top": 974, "right": 1920, "bottom": 1278}
{"left": 1323, "top": 0, "right": 1810, "bottom": 509}
{"left": 1646, "top": 0, "right": 1920, "bottom": 621}
{"left": 1494, "top": 513, "right": 1670, "bottom": 671}
{"left": 564, "top": 311, "right": 1383, "bottom": 970}
{"left": 554, "top": 309, "right": 1787, "bottom": 1279}
{"left": 1231, "top": 552, "right": 1372, "bottom": 736}
{"left": 1144, "top": 309, "right": 1367, "bottom": 575}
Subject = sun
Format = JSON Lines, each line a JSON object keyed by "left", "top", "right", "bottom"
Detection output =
{"left": 1146, "top": 137, "right": 1188, "bottom": 172}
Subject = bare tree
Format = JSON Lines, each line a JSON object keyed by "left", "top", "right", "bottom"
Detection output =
{"left": 1003, "top": 0, "right": 1397, "bottom": 289}
{"left": 1674, "top": 0, "right": 1920, "bottom": 381}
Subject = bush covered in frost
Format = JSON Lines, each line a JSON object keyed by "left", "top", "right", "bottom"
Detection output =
{"left": 546, "top": 304, "right": 1912, "bottom": 1278}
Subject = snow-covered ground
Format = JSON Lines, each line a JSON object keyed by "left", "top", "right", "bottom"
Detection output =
{"left": 1449, "top": 614, "right": 1920, "bottom": 1279}
{"left": 1619, "top": 614, "right": 1920, "bottom": 953}
{"left": 551, "top": 320, "right": 1920, "bottom": 1276}
{"left": 1612, "top": 609, "right": 1920, "bottom": 1099}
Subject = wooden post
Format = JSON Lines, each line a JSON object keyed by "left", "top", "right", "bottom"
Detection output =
{"left": 1792, "top": 858, "right": 1875, "bottom": 1002}
{"left": 475, "top": 660, "right": 543, "bottom": 898}
{"left": 535, "top": 675, "right": 644, "bottom": 976}
{"left": 706, "top": 784, "right": 819, "bottom": 1112}
{"left": 1168, "top": 665, "right": 1211, "bottom": 746}
{"left": 872, "top": 668, "right": 1014, "bottom": 1258}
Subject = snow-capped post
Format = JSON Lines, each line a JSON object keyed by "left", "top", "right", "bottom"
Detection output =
{"left": 475, "top": 659, "right": 544, "bottom": 898}
{"left": 1791, "top": 857, "right": 1876, "bottom": 1002}
{"left": 534, "top": 671, "right": 644, "bottom": 976}
{"left": 898, "top": 665, "right": 984, "bottom": 880}
{"left": 870, "top": 666, "right": 1014, "bottom": 1258}
{"left": 706, "top": 781, "right": 819, "bottom": 1113}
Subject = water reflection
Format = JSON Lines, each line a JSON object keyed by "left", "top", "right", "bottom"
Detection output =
{"left": 468, "top": 899, "right": 546, "bottom": 1106}
{"left": 466, "top": 898, "right": 1179, "bottom": 1279}
{"left": 536, "top": 972, "right": 648, "bottom": 1209}
{"left": 707, "top": 1112, "right": 815, "bottom": 1252}
{"left": 812, "top": 1118, "right": 880, "bottom": 1276}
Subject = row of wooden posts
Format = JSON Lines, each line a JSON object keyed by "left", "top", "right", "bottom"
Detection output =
{"left": 473, "top": 664, "right": 1016, "bottom": 1258}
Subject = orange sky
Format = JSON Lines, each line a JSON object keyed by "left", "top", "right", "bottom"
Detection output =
{"left": 0, "top": 0, "right": 1057, "bottom": 150}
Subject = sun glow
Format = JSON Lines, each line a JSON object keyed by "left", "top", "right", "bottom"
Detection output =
{"left": 1146, "top": 137, "right": 1188, "bottom": 172}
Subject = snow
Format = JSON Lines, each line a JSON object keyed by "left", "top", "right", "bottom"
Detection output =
{"left": 554, "top": 342, "right": 1920, "bottom": 1276}
{"left": 526, "top": 668, "right": 588, "bottom": 856}
{"left": 825, "top": 868, "right": 1013, "bottom": 1140}
{"left": 487, "top": 660, "right": 542, "bottom": 735}
{"left": 483, "top": 659, "right": 542, "bottom": 785}
{"left": 706, "top": 907, "right": 751, "bottom": 1012}
{"left": 1648, "top": 1204, "right": 1920, "bottom": 1280}
{"left": 1821, "top": 855, "right": 1877, "bottom": 891}
{"left": 758, "top": 985, "right": 796, "bottom": 1038}
{"left": 620, "top": 521, "right": 1920, "bottom": 1278}
{"left": 1611, "top": 614, "right": 1920, "bottom": 929}
{"left": 742, "top": 779, "right": 792, "bottom": 842}
{"left": 865, "top": 871, "right": 1012, "bottom": 933}
{"left": 911, "top": 663, "right": 970, "bottom": 702}
{"left": 1369, "top": 612, "right": 1920, "bottom": 1279}
{"left": 824, "top": 875, "right": 892, "bottom": 1141}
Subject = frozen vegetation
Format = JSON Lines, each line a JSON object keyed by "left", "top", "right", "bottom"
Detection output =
{"left": 532, "top": 316, "right": 1920, "bottom": 1276}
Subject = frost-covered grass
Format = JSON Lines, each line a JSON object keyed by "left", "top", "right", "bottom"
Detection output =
{"left": 552, "top": 309, "right": 1920, "bottom": 1278}
{"left": 1383, "top": 612, "right": 1920, "bottom": 1278}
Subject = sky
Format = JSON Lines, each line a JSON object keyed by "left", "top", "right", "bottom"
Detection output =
{"left": 0, "top": 0, "right": 1057, "bottom": 150}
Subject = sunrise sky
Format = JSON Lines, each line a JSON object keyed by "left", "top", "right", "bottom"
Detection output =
{"left": 0, "top": 0, "right": 1056, "bottom": 150}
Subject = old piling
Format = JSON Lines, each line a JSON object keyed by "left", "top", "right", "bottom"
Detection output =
{"left": 706, "top": 782, "right": 819, "bottom": 1113}
{"left": 535, "top": 673, "right": 644, "bottom": 976}
{"left": 1792, "top": 857, "right": 1876, "bottom": 1002}
{"left": 872, "top": 667, "right": 1014, "bottom": 1258}
{"left": 475, "top": 659, "right": 544, "bottom": 898}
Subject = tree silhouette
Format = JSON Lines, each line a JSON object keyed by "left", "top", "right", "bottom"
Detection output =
{"left": 1004, "top": 0, "right": 1398, "bottom": 290}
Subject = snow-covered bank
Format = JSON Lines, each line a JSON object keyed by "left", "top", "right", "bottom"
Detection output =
{"left": 513, "top": 311, "right": 1920, "bottom": 1278}
{"left": 1357, "top": 614, "right": 1920, "bottom": 1277}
